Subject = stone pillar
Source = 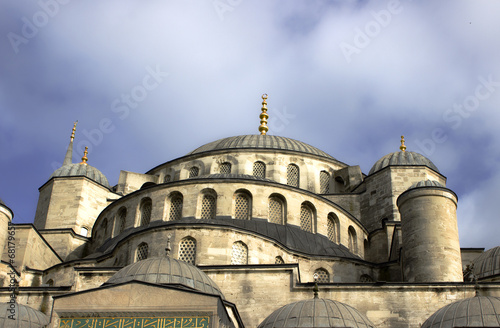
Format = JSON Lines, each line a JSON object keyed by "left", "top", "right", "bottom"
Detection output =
{"left": 0, "top": 201, "right": 13, "bottom": 258}
{"left": 397, "top": 186, "right": 462, "bottom": 282}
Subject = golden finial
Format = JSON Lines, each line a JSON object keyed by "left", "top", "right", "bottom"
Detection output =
{"left": 258, "top": 94, "right": 269, "bottom": 135}
{"left": 400, "top": 135, "right": 406, "bottom": 152}
{"left": 70, "top": 121, "right": 78, "bottom": 141}
{"left": 80, "top": 147, "right": 88, "bottom": 165}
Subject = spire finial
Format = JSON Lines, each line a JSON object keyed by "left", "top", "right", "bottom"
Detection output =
{"left": 80, "top": 147, "right": 88, "bottom": 165}
{"left": 313, "top": 273, "right": 319, "bottom": 299}
{"left": 63, "top": 121, "right": 78, "bottom": 166}
{"left": 165, "top": 235, "right": 172, "bottom": 257}
{"left": 400, "top": 135, "right": 406, "bottom": 152}
{"left": 70, "top": 121, "right": 78, "bottom": 141}
{"left": 258, "top": 94, "right": 269, "bottom": 135}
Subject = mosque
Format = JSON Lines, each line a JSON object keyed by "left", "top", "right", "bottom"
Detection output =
{"left": 1, "top": 95, "right": 499, "bottom": 328}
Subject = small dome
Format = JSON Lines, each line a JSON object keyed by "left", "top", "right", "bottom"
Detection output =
{"left": 422, "top": 296, "right": 500, "bottom": 327}
{"left": 258, "top": 298, "right": 375, "bottom": 328}
{"left": 187, "top": 135, "right": 337, "bottom": 160}
{"left": 408, "top": 180, "right": 444, "bottom": 190}
{"left": 369, "top": 151, "right": 439, "bottom": 175}
{"left": 0, "top": 303, "right": 50, "bottom": 328}
{"left": 473, "top": 246, "right": 500, "bottom": 280}
{"left": 51, "top": 163, "right": 110, "bottom": 188}
{"left": 106, "top": 257, "right": 224, "bottom": 298}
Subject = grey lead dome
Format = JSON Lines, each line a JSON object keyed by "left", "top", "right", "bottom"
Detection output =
{"left": 187, "top": 135, "right": 337, "bottom": 160}
{"left": 369, "top": 151, "right": 439, "bottom": 175}
{"left": 473, "top": 246, "right": 500, "bottom": 280}
{"left": 422, "top": 296, "right": 500, "bottom": 327}
{"left": 51, "top": 163, "right": 110, "bottom": 188}
{"left": 0, "top": 303, "right": 50, "bottom": 328}
{"left": 258, "top": 298, "right": 375, "bottom": 328}
{"left": 105, "top": 256, "right": 224, "bottom": 298}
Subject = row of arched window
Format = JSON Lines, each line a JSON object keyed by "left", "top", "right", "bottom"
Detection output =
{"left": 134, "top": 237, "right": 249, "bottom": 265}
{"left": 163, "top": 161, "right": 333, "bottom": 193}
{"left": 99, "top": 193, "right": 359, "bottom": 253}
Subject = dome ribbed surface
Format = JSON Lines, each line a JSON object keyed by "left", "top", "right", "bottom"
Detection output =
{"left": 408, "top": 180, "right": 444, "bottom": 190}
{"left": 258, "top": 298, "right": 375, "bottom": 328}
{"left": 422, "top": 296, "right": 500, "bottom": 328}
{"left": 0, "top": 303, "right": 50, "bottom": 328}
{"left": 106, "top": 257, "right": 224, "bottom": 298}
{"left": 369, "top": 151, "right": 439, "bottom": 175}
{"left": 51, "top": 163, "right": 110, "bottom": 188}
{"left": 473, "top": 246, "right": 500, "bottom": 280}
{"left": 187, "top": 135, "right": 336, "bottom": 160}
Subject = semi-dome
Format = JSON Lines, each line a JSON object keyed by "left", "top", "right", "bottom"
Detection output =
{"left": 187, "top": 135, "right": 337, "bottom": 160}
{"left": 0, "top": 303, "right": 50, "bottom": 328}
{"left": 408, "top": 179, "right": 444, "bottom": 190}
{"left": 369, "top": 151, "right": 439, "bottom": 175}
{"left": 422, "top": 296, "right": 500, "bottom": 327}
{"left": 106, "top": 256, "right": 224, "bottom": 298}
{"left": 51, "top": 163, "right": 110, "bottom": 188}
{"left": 473, "top": 246, "right": 500, "bottom": 280}
{"left": 258, "top": 298, "right": 375, "bottom": 328}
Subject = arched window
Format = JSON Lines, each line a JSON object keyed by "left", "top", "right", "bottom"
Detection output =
{"left": 169, "top": 194, "right": 183, "bottom": 221}
{"left": 46, "top": 279, "right": 54, "bottom": 286}
{"left": 253, "top": 161, "right": 266, "bottom": 179}
{"left": 140, "top": 198, "right": 152, "bottom": 226}
{"left": 164, "top": 174, "right": 172, "bottom": 183}
{"left": 201, "top": 195, "right": 216, "bottom": 219}
{"left": 300, "top": 203, "right": 313, "bottom": 233}
{"left": 268, "top": 196, "right": 284, "bottom": 224}
{"left": 178, "top": 237, "right": 196, "bottom": 265}
{"left": 348, "top": 226, "right": 358, "bottom": 254}
{"left": 189, "top": 166, "right": 199, "bottom": 178}
{"left": 320, "top": 171, "right": 330, "bottom": 194}
{"left": 275, "top": 256, "right": 284, "bottom": 264}
{"left": 219, "top": 162, "right": 232, "bottom": 174}
{"left": 80, "top": 226, "right": 89, "bottom": 237}
{"left": 314, "top": 268, "right": 330, "bottom": 283}
{"left": 136, "top": 242, "right": 149, "bottom": 262}
{"left": 234, "top": 192, "right": 251, "bottom": 220}
{"left": 287, "top": 164, "right": 299, "bottom": 187}
{"left": 327, "top": 213, "right": 339, "bottom": 243}
{"left": 360, "top": 274, "right": 373, "bottom": 283}
{"left": 231, "top": 241, "right": 248, "bottom": 265}
{"left": 117, "top": 207, "right": 127, "bottom": 234}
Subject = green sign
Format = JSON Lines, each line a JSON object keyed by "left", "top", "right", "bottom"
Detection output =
{"left": 59, "top": 317, "right": 210, "bottom": 328}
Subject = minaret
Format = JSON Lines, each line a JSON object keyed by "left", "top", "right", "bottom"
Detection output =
{"left": 63, "top": 121, "right": 77, "bottom": 165}
{"left": 258, "top": 94, "right": 269, "bottom": 135}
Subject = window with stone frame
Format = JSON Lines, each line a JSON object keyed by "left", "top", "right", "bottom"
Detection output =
{"left": 140, "top": 198, "right": 152, "bottom": 226}
{"left": 320, "top": 171, "right": 330, "bottom": 194}
{"left": 300, "top": 204, "right": 313, "bottom": 233}
{"left": 327, "top": 213, "right": 339, "bottom": 243}
{"left": 178, "top": 237, "right": 196, "bottom": 265}
{"left": 268, "top": 197, "right": 284, "bottom": 224}
{"left": 348, "top": 226, "right": 358, "bottom": 254}
{"left": 136, "top": 242, "right": 149, "bottom": 262}
{"left": 234, "top": 193, "right": 250, "bottom": 220}
{"left": 117, "top": 207, "right": 127, "bottom": 234}
{"left": 164, "top": 174, "right": 172, "bottom": 183}
{"left": 189, "top": 166, "right": 199, "bottom": 178}
{"left": 231, "top": 241, "right": 248, "bottom": 265}
{"left": 275, "top": 256, "right": 285, "bottom": 264}
{"left": 169, "top": 195, "right": 183, "bottom": 221}
{"left": 219, "top": 162, "right": 232, "bottom": 174}
{"left": 201, "top": 195, "right": 216, "bottom": 219}
{"left": 287, "top": 164, "right": 299, "bottom": 187}
{"left": 314, "top": 268, "right": 329, "bottom": 283}
{"left": 253, "top": 161, "right": 266, "bottom": 179}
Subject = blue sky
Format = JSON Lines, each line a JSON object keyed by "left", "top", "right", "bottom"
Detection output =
{"left": 1, "top": 0, "right": 499, "bottom": 249}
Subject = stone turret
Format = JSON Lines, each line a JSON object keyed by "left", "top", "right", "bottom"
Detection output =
{"left": 397, "top": 180, "right": 462, "bottom": 282}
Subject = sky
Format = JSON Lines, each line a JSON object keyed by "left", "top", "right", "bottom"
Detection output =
{"left": 1, "top": 0, "right": 499, "bottom": 250}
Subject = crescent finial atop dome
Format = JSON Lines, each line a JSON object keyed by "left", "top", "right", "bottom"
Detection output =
{"left": 400, "top": 135, "right": 406, "bottom": 152}
{"left": 63, "top": 121, "right": 78, "bottom": 166}
{"left": 259, "top": 94, "right": 269, "bottom": 135}
{"left": 80, "top": 146, "right": 88, "bottom": 165}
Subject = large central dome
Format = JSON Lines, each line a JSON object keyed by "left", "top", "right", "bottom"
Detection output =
{"left": 187, "top": 135, "right": 336, "bottom": 160}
